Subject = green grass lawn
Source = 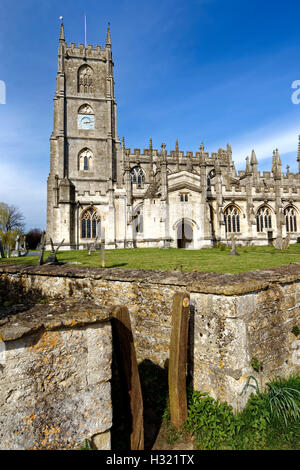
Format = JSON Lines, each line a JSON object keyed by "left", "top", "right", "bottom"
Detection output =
{"left": 2, "top": 244, "right": 300, "bottom": 274}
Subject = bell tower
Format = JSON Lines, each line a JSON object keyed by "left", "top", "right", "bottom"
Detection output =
{"left": 47, "top": 22, "right": 121, "bottom": 248}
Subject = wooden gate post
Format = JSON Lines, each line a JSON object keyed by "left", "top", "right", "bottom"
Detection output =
{"left": 168, "top": 292, "right": 190, "bottom": 431}
{"left": 112, "top": 306, "right": 144, "bottom": 450}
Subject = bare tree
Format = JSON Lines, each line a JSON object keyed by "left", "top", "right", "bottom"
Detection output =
{"left": 0, "top": 202, "right": 25, "bottom": 256}
{"left": 0, "top": 202, "right": 25, "bottom": 233}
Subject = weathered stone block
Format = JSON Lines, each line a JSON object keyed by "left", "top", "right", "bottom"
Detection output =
{"left": 0, "top": 301, "right": 112, "bottom": 450}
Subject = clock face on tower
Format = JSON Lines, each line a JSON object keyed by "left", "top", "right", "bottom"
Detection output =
{"left": 78, "top": 114, "right": 95, "bottom": 130}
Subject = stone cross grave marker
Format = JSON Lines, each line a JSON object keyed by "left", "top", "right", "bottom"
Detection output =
{"left": 88, "top": 237, "right": 98, "bottom": 255}
{"left": 228, "top": 234, "right": 239, "bottom": 256}
{"left": 11, "top": 235, "right": 21, "bottom": 257}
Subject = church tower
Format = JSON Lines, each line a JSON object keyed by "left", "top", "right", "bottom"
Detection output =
{"left": 47, "top": 22, "right": 121, "bottom": 248}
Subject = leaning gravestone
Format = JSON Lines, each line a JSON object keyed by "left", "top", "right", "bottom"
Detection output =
{"left": 44, "top": 238, "right": 65, "bottom": 265}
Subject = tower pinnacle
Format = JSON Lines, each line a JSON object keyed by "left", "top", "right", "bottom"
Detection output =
{"left": 59, "top": 22, "right": 65, "bottom": 42}
{"left": 106, "top": 23, "right": 111, "bottom": 48}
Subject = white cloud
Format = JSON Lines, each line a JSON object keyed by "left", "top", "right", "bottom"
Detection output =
{"left": 232, "top": 125, "right": 300, "bottom": 166}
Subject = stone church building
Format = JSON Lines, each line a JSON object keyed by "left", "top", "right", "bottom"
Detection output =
{"left": 47, "top": 24, "right": 300, "bottom": 250}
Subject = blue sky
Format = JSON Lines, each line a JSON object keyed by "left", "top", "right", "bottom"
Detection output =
{"left": 1, "top": 0, "right": 300, "bottom": 230}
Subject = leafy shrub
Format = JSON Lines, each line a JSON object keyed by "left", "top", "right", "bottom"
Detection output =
{"left": 237, "top": 392, "right": 270, "bottom": 449}
{"left": 186, "top": 390, "right": 241, "bottom": 449}
{"left": 250, "top": 357, "right": 263, "bottom": 372}
{"left": 185, "top": 375, "right": 300, "bottom": 450}
{"left": 216, "top": 243, "right": 227, "bottom": 251}
{"left": 266, "top": 377, "right": 300, "bottom": 426}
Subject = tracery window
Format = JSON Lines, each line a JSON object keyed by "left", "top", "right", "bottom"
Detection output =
{"left": 79, "top": 148, "right": 93, "bottom": 171}
{"left": 81, "top": 208, "right": 101, "bottom": 239}
{"left": 224, "top": 205, "right": 240, "bottom": 233}
{"left": 133, "top": 205, "right": 143, "bottom": 233}
{"left": 130, "top": 167, "right": 145, "bottom": 188}
{"left": 78, "top": 104, "right": 93, "bottom": 115}
{"left": 256, "top": 206, "right": 272, "bottom": 232}
{"left": 284, "top": 206, "right": 297, "bottom": 233}
{"left": 78, "top": 65, "right": 93, "bottom": 93}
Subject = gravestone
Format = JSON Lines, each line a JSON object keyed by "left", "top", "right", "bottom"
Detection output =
{"left": 228, "top": 235, "right": 239, "bottom": 256}
{"left": 21, "top": 235, "right": 28, "bottom": 255}
{"left": 101, "top": 227, "right": 105, "bottom": 268}
{"left": 273, "top": 236, "right": 283, "bottom": 250}
{"left": 11, "top": 235, "right": 21, "bottom": 257}
{"left": 38, "top": 231, "right": 46, "bottom": 265}
{"left": 44, "top": 238, "right": 65, "bottom": 265}
{"left": 282, "top": 234, "right": 290, "bottom": 250}
{"left": 0, "top": 240, "right": 4, "bottom": 258}
{"left": 88, "top": 237, "right": 98, "bottom": 255}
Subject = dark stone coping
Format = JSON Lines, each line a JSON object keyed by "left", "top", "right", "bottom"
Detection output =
{"left": 0, "top": 300, "right": 112, "bottom": 341}
{"left": 1, "top": 262, "right": 300, "bottom": 295}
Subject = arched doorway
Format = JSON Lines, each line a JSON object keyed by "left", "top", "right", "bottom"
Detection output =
{"left": 177, "top": 219, "right": 193, "bottom": 248}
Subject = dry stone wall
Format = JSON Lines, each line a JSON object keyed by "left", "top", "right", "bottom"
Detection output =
{"left": 0, "top": 300, "right": 112, "bottom": 450}
{"left": 0, "top": 264, "right": 300, "bottom": 413}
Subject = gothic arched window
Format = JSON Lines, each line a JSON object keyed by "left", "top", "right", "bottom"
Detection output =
{"left": 284, "top": 206, "right": 297, "bottom": 233}
{"left": 79, "top": 148, "right": 93, "bottom": 172}
{"left": 78, "top": 65, "right": 93, "bottom": 93}
{"left": 224, "top": 206, "right": 240, "bottom": 233}
{"left": 133, "top": 205, "right": 143, "bottom": 233}
{"left": 256, "top": 206, "right": 272, "bottom": 232}
{"left": 130, "top": 167, "right": 146, "bottom": 188}
{"left": 81, "top": 208, "right": 101, "bottom": 239}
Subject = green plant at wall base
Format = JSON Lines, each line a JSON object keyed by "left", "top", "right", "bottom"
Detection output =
{"left": 186, "top": 390, "right": 241, "bottom": 450}
{"left": 161, "top": 400, "right": 184, "bottom": 445}
{"left": 291, "top": 325, "right": 300, "bottom": 337}
{"left": 237, "top": 392, "right": 270, "bottom": 449}
{"left": 266, "top": 377, "right": 300, "bottom": 426}
{"left": 185, "top": 375, "right": 300, "bottom": 450}
{"left": 250, "top": 357, "right": 263, "bottom": 372}
{"left": 81, "top": 439, "right": 91, "bottom": 450}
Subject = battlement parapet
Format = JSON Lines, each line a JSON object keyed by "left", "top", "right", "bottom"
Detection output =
{"left": 66, "top": 43, "right": 106, "bottom": 60}
{"left": 126, "top": 146, "right": 231, "bottom": 162}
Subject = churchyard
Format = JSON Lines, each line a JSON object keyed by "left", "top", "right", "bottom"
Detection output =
{"left": 2, "top": 244, "right": 300, "bottom": 274}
